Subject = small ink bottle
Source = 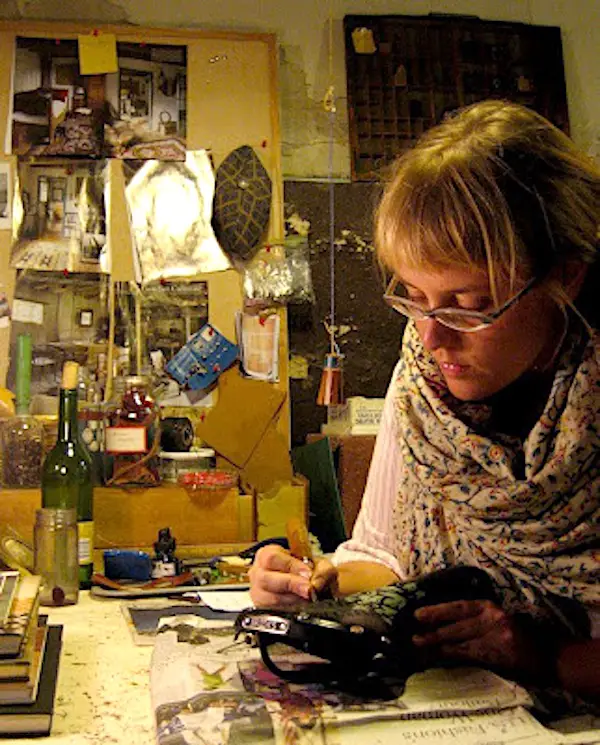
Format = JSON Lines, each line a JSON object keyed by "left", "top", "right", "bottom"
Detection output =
{"left": 151, "top": 527, "right": 180, "bottom": 579}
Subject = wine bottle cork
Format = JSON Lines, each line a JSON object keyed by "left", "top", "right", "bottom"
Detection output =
{"left": 61, "top": 361, "right": 79, "bottom": 390}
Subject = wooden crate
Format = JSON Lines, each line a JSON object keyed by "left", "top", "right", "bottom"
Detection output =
{"left": 0, "top": 485, "right": 254, "bottom": 551}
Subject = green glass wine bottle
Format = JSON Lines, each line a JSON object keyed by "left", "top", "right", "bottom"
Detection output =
{"left": 41, "top": 361, "right": 94, "bottom": 590}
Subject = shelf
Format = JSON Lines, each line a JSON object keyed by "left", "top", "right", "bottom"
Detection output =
{"left": 344, "top": 14, "right": 569, "bottom": 180}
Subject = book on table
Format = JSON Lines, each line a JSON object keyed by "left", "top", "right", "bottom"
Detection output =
{"left": 0, "top": 571, "right": 20, "bottom": 629}
{"left": 0, "top": 572, "right": 41, "bottom": 659}
{"left": 0, "top": 584, "right": 42, "bottom": 682}
{"left": 0, "top": 617, "right": 49, "bottom": 704}
{"left": 0, "top": 611, "right": 43, "bottom": 681}
{"left": 0, "top": 624, "right": 63, "bottom": 737}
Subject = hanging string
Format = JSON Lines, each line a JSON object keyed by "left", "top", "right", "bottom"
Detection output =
{"left": 327, "top": 102, "right": 336, "bottom": 354}
{"left": 317, "top": 6, "right": 344, "bottom": 406}
{"left": 325, "top": 5, "right": 337, "bottom": 356}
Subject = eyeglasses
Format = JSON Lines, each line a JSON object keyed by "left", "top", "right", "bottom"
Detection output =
{"left": 383, "top": 275, "right": 540, "bottom": 332}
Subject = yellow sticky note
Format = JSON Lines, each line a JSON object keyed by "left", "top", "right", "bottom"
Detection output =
{"left": 78, "top": 33, "right": 118, "bottom": 75}
{"left": 352, "top": 28, "right": 377, "bottom": 55}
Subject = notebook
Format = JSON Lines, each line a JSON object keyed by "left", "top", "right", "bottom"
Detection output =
{"left": 0, "top": 573, "right": 41, "bottom": 659}
{"left": 0, "top": 572, "right": 20, "bottom": 628}
{"left": 0, "top": 624, "right": 62, "bottom": 736}
{"left": 0, "top": 604, "right": 42, "bottom": 681}
{"left": 0, "top": 619, "right": 48, "bottom": 704}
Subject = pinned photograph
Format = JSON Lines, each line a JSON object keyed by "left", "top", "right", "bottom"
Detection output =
{"left": 0, "top": 286, "right": 10, "bottom": 328}
{"left": 237, "top": 311, "right": 280, "bottom": 382}
{"left": 12, "top": 37, "right": 104, "bottom": 158}
{"left": 11, "top": 158, "right": 107, "bottom": 273}
{"left": 105, "top": 42, "right": 187, "bottom": 160}
{"left": 0, "top": 163, "right": 11, "bottom": 229}
{"left": 11, "top": 36, "right": 187, "bottom": 160}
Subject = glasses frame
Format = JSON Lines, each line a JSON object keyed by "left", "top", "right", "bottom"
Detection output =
{"left": 383, "top": 274, "right": 541, "bottom": 332}
{"left": 382, "top": 177, "right": 555, "bottom": 333}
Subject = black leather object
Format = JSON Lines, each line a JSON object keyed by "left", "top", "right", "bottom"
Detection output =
{"left": 235, "top": 565, "right": 498, "bottom": 688}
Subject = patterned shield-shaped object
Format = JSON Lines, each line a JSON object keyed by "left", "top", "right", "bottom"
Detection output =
{"left": 213, "top": 145, "right": 272, "bottom": 262}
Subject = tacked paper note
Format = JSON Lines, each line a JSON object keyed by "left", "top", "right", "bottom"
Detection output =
{"left": 78, "top": 33, "right": 118, "bottom": 75}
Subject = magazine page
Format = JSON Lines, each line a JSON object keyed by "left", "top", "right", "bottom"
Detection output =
{"left": 149, "top": 616, "right": 557, "bottom": 745}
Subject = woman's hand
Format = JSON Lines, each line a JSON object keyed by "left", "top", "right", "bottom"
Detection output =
{"left": 248, "top": 544, "right": 338, "bottom": 608}
{"left": 412, "top": 599, "right": 545, "bottom": 678}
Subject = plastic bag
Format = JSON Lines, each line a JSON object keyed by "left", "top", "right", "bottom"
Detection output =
{"left": 243, "top": 235, "right": 315, "bottom": 305}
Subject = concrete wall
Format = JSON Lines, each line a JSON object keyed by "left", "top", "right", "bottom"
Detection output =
{"left": 2, "top": 0, "right": 598, "bottom": 179}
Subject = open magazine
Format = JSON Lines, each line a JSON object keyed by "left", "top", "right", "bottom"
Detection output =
{"left": 149, "top": 614, "right": 589, "bottom": 745}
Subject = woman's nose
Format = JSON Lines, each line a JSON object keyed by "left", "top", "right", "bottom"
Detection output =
{"left": 418, "top": 317, "right": 457, "bottom": 351}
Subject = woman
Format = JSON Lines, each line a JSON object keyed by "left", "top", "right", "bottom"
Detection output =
{"left": 249, "top": 100, "right": 599, "bottom": 698}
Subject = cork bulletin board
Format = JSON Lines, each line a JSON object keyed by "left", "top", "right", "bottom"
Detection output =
{"left": 0, "top": 20, "right": 289, "bottom": 446}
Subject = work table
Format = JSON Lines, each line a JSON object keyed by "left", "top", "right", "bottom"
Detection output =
{"left": 0, "top": 592, "right": 154, "bottom": 745}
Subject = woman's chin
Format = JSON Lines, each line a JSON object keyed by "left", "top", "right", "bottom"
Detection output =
{"left": 444, "top": 377, "right": 496, "bottom": 402}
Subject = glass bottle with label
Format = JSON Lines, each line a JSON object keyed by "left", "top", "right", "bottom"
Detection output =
{"left": 41, "top": 361, "right": 94, "bottom": 589}
{"left": 0, "top": 334, "right": 43, "bottom": 487}
{"left": 104, "top": 375, "right": 160, "bottom": 486}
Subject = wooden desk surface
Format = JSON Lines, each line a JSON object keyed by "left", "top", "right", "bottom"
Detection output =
{"left": 7, "top": 594, "right": 598, "bottom": 745}
{"left": 0, "top": 592, "right": 154, "bottom": 744}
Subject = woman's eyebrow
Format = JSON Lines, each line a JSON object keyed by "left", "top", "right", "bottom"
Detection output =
{"left": 398, "top": 278, "right": 490, "bottom": 294}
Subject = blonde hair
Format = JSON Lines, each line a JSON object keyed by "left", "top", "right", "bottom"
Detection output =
{"left": 375, "top": 100, "right": 600, "bottom": 307}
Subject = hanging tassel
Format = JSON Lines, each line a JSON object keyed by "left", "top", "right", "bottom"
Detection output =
{"left": 317, "top": 352, "right": 344, "bottom": 406}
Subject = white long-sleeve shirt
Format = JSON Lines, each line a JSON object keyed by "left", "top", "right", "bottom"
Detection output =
{"left": 332, "top": 361, "right": 405, "bottom": 577}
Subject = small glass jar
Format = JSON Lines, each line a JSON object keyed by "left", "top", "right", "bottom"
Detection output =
{"left": 158, "top": 448, "right": 216, "bottom": 483}
{"left": 34, "top": 507, "right": 79, "bottom": 607}
{"left": 104, "top": 375, "right": 160, "bottom": 486}
{"left": 0, "top": 415, "right": 44, "bottom": 488}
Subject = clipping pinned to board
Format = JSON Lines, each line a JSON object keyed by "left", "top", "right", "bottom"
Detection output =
{"left": 166, "top": 323, "right": 238, "bottom": 391}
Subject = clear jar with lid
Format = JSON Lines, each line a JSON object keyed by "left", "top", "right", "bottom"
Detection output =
{"left": 104, "top": 375, "right": 160, "bottom": 486}
{"left": 0, "top": 334, "right": 43, "bottom": 487}
{"left": 158, "top": 448, "right": 216, "bottom": 483}
{"left": 0, "top": 415, "right": 43, "bottom": 487}
{"left": 34, "top": 507, "right": 79, "bottom": 607}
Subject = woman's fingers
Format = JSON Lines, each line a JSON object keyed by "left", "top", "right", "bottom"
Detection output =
{"left": 252, "top": 544, "right": 311, "bottom": 576}
{"left": 415, "top": 599, "right": 490, "bottom": 624}
{"left": 438, "top": 622, "right": 522, "bottom": 669}
{"left": 310, "top": 557, "right": 338, "bottom": 597}
{"left": 248, "top": 545, "right": 340, "bottom": 607}
{"left": 248, "top": 545, "right": 314, "bottom": 607}
{"left": 412, "top": 599, "right": 528, "bottom": 671}
{"left": 413, "top": 600, "right": 505, "bottom": 645}
{"left": 249, "top": 574, "right": 312, "bottom": 607}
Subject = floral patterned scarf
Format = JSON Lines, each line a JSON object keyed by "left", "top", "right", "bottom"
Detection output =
{"left": 393, "top": 321, "right": 600, "bottom": 625}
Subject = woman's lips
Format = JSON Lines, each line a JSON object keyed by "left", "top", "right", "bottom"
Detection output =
{"left": 439, "top": 361, "right": 469, "bottom": 375}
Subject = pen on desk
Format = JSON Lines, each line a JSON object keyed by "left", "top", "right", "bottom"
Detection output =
{"left": 286, "top": 517, "right": 318, "bottom": 602}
